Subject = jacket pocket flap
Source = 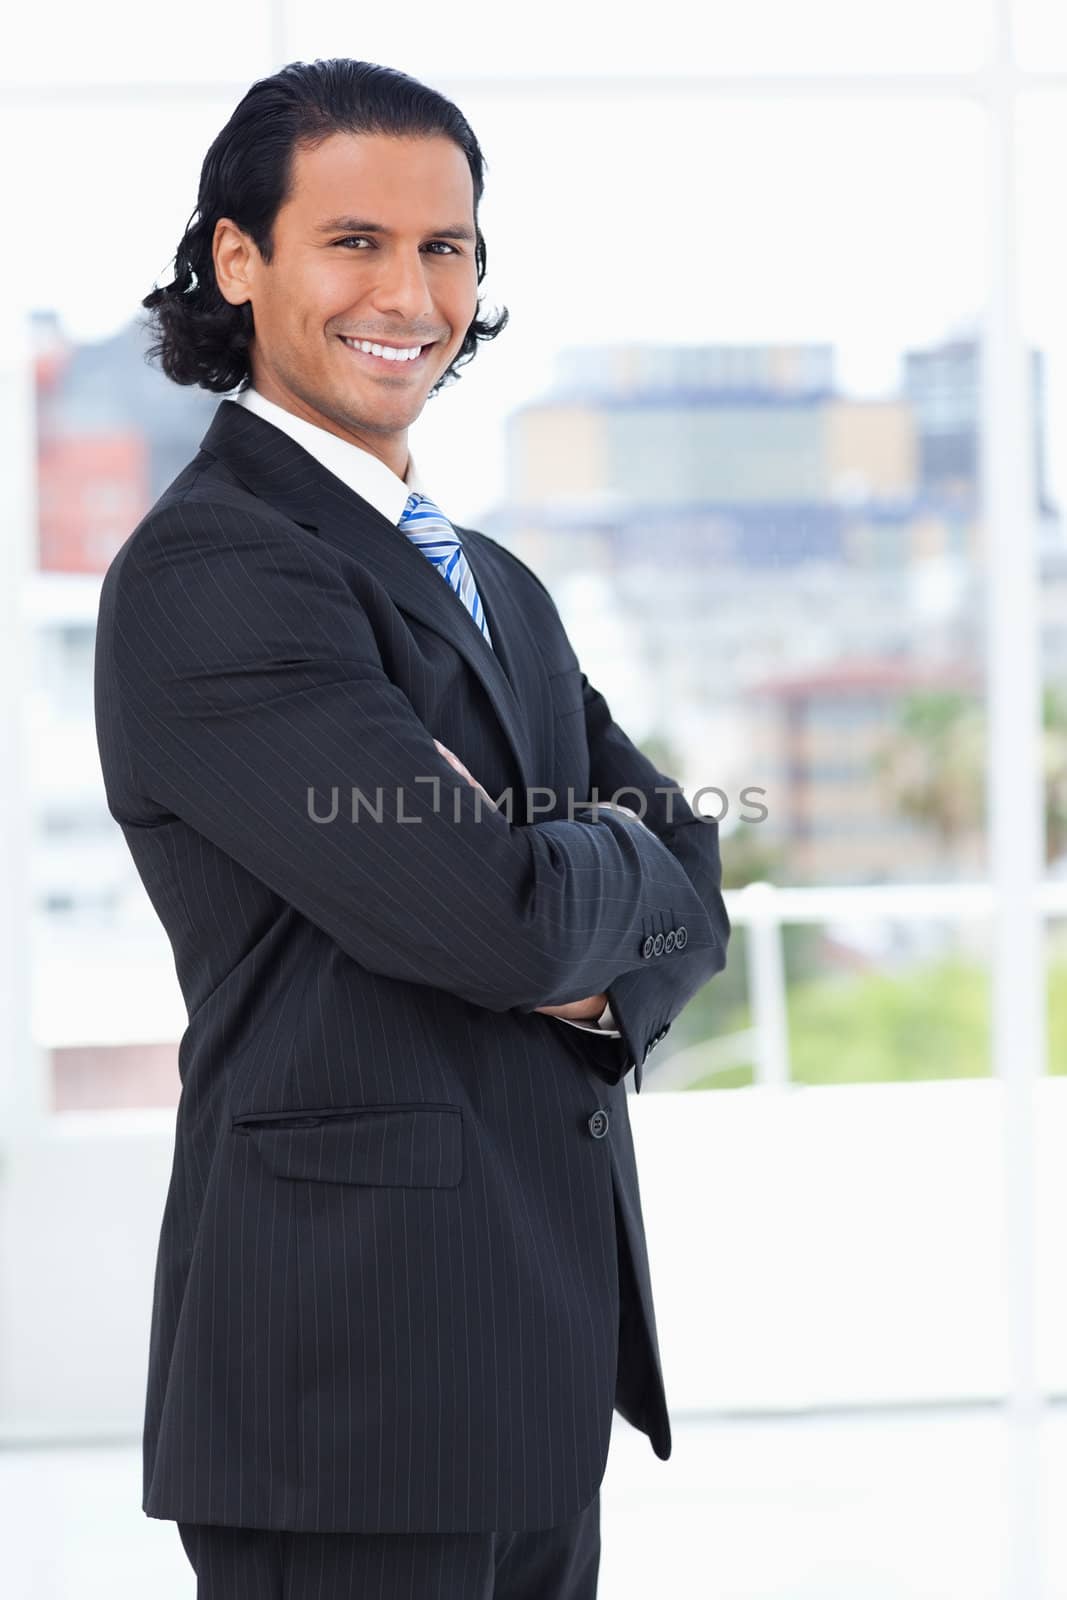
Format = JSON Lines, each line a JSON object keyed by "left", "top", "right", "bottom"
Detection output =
{"left": 233, "top": 1103, "right": 463, "bottom": 1188}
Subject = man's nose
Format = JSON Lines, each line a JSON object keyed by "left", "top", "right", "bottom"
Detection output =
{"left": 368, "top": 248, "right": 436, "bottom": 318}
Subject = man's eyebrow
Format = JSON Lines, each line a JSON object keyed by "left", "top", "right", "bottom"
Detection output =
{"left": 315, "top": 215, "right": 476, "bottom": 242}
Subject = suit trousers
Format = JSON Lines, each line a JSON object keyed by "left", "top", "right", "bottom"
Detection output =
{"left": 176, "top": 1488, "right": 601, "bottom": 1598}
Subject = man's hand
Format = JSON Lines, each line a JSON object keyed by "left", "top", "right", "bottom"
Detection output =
{"left": 534, "top": 993, "right": 609, "bottom": 1022}
{"left": 433, "top": 738, "right": 498, "bottom": 808}
{"left": 434, "top": 738, "right": 606, "bottom": 1023}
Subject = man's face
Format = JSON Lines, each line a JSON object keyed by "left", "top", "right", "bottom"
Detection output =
{"left": 213, "top": 131, "right": 480, "bottom": 471}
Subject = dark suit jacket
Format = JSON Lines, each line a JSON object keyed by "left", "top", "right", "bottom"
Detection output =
{"left": 92, "top": 397, "right": 730, "bottom": 1534}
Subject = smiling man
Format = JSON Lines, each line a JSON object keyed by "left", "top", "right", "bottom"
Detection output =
{"left": 95, "top": 57, "right": 729, "bottom": 1600}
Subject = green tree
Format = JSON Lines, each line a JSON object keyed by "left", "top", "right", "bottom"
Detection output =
{"left": 871, "top": 689, "right": 985, "bottom": 855}
{"left": 1042, "top": 685, "right": 1067, "bottom": 865}
{"left": 873, "top": 683, "right": 1067, "bottom": 869}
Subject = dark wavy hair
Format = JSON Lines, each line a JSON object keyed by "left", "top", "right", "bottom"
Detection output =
{"left": 141, "top": 58, "right": 509, "bottom": 398}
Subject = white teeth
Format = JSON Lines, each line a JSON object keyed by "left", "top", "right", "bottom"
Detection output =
{"left": 342, "top": 337, "right": 423, "bottom": 362}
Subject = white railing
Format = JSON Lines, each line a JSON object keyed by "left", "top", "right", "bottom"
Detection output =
{"left": 718, "top": 877, "right": 1067, "bottom": 1091}
{"left": 28, "top": 874, "right": 1062, "bottom": 1092}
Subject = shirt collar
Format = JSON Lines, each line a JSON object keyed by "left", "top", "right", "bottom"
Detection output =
{"left": 234, "top": 384, "right": 430, "bottom": 526}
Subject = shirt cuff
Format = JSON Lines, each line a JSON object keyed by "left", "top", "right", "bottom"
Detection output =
{"left": 553, "top": 1002, "right": 622, "bottom": 1038}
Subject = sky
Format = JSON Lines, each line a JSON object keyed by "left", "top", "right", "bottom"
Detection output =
{"left": 1, "top": 3, "right": 1064, "bottom": 521}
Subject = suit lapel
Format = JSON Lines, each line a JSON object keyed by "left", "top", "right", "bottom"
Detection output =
{"left": 196, "top": 400, "right": 539, "bottom": 800}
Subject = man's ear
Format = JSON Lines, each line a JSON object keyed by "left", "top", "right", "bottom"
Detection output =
{"left": 212, "top": 217, "right": 254, "bottom": 308}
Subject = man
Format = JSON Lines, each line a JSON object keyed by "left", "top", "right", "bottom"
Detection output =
{"left": 94, "top": 57, "right": 729, "bottom": 1599}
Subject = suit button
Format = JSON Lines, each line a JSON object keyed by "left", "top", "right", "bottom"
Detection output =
{"left": 641, "top": 935, "right": 655, "bottom": 959}
{"left": 652, "top": 931, "right": 665, "bottom": 956}
{"left": 675, "top": 925, "right": 688, "bottom": 949}
{"left": 587, "top": 1109, "right": 609, "bottom": 1139}
{"left": 664, "top": 930, "right": 677, "bottom": 953}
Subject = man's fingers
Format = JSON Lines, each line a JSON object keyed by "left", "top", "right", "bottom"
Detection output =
{"left": 535, "top": 994, "right": 608, "bottom": 1021}
{"left": 434, "top": 738, "right": 497, "bottom": 809}
{"left": 435, "top": 739, "right": 474, "bottom": 782}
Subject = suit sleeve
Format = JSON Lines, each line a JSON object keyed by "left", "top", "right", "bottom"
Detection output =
{"left": 488, "top": 541, "right": 731, "bottom": 1081}
{"left": 577, "top": 670, "right": 732, "bottom": 1077}
{"left": 101, "top": 498, "right": 723, "bottom": 1016}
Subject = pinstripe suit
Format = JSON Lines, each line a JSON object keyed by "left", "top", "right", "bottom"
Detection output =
{"left": 233, "top": 381, "right": 623, "bottom": 1048}
{"left": 92, "top": 396, "right": 730, "bottom": 1536}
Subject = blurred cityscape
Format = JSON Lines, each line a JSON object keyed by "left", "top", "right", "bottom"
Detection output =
{"left": 487, "top": 335, "right": 1059, "bottom": 886}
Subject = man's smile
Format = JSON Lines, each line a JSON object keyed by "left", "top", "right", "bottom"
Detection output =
{"left": 337, "top": 334, "right": 437, "bottom": 375}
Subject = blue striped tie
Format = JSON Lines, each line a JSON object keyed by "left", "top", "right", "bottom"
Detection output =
{"left": 397, "top": 491, "right": 494, "bottom": 649}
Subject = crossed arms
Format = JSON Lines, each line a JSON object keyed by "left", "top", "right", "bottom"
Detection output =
{"left": 107, "top": 500, "right": 729, "bottom": 1049}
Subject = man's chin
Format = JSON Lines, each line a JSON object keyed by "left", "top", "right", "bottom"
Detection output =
{"left": 339, "top": 396, "right": 424, "bottom": 431}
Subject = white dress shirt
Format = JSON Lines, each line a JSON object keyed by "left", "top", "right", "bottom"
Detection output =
{"left": 235, "top": 385, "right": 620, "bottom": 1037}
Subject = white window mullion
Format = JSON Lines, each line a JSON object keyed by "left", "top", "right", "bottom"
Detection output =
{"left": 0, "top": 303, "right": 46, "bottom": 1131}
{"left": 982, "top": 2, "right": 1045, "bottom": 1434}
